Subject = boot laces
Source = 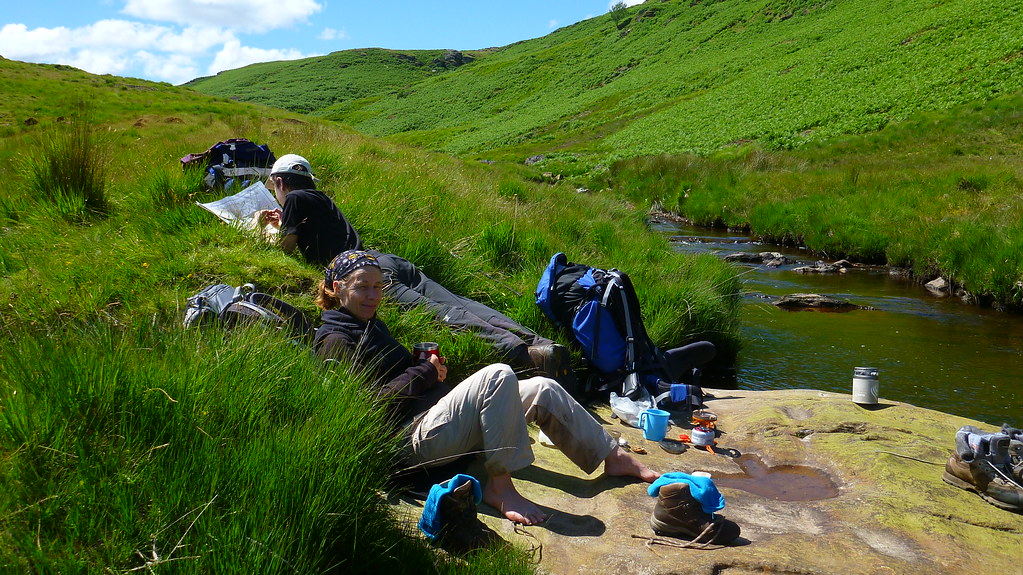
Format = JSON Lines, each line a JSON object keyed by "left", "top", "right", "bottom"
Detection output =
{"left": 981, "top": 458, "right": 1023, "bottom": 490}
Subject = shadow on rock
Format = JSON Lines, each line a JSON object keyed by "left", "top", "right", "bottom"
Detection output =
{"left": 857, "top": 401, "right": 898, "bottom": 412}
{"left": 478, "top": 503, "right": 606, "bottom": 536}
{"left": 514, "top": 465, "right": 645, "bottom": 499}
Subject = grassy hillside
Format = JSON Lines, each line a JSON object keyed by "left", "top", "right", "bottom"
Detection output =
{"left": 0, "top": 59, "right": 740, "bottom": 572}
{"left": 186, "top": 0, "right": 1023, "bottom": 161}
{"left": 186, "top": 48, "right": 491, "bottom": 114}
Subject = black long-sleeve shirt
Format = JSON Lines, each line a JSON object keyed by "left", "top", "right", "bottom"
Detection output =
{"left": 280, "top": 188, "right": 361, "bottom": 267}
{"left": 314, "top": 308, "right": 450, "bottom": 424}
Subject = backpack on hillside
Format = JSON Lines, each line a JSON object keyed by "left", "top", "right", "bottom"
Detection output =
{"left": 180, "top": 138, "right": 276, "bottom": 191}
{"left": 535, "top": 253, "right": 710, "bottom": 407}
{"left": 183, "top": 283, "right": 312, "bottom": 340}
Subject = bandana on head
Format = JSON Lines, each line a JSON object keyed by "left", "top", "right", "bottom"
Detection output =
{"left": 325, "top": 250, "right": 380, "bottom": 285}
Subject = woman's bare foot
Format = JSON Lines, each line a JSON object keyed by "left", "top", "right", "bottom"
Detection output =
{"left": 603, "top": 445, "right": 661, "bottom": 482}
{"left": 482, "top": 473, "right": 548, "bottom": 525}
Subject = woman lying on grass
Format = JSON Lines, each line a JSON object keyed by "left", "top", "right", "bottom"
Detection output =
{"left": 313, "top": 249, "right": 660, "bottom": 525}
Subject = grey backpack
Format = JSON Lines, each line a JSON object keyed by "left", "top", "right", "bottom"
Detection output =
{"left": 183, "top": 283, "right": 312, "bottom": 339}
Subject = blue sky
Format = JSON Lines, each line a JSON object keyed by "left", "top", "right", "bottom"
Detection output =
{"left": 0, "top": 1, "right": 644, "bottom": 85}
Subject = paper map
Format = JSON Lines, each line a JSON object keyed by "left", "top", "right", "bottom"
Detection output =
{"left": 196, "top": 181, "right": 280, "bottom": 229}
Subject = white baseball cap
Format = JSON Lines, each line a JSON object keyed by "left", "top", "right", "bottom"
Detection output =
{"left": 270, "top": 154, "right": 316, "bottom": 179}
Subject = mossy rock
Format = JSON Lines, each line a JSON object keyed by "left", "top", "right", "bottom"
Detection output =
{"left": 391, "top": 389, "right": 1021, "bottom": 574}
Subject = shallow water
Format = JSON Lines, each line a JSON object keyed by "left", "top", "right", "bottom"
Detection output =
{"left": 709, "top": 454, "right": 839, "bottom": 501}
{"left": 654, "top": 219, "right": 1022, "bottom": 427}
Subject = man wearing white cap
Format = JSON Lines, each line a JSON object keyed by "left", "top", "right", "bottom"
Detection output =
{"left": 254, "top": 154, "right": 362, "bottom": 267}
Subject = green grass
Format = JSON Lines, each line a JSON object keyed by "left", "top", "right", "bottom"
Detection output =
{"left": 1, "top": 325, "right": 389, "bottom": 571}
{"left": 0, "top": 59, "right": 741, "bottom": 572}
{"left": 21, "top": 101, "right": 109, "bottom": 222}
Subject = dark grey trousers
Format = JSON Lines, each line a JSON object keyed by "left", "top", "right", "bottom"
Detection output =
{"left": 371, "top": 251, "right": 551, "bottom": 366}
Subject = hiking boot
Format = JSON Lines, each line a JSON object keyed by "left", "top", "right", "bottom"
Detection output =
{"left": 942, "top": 451, "right": 1023, "bottom": 513}
{"left": 528, "top": 343, "right": 578, "bottom": 396}
{"left": 1000, "top": 425, "right": 1023, "bottom": 475}
{"left": 435, "top": 480, "right": 503, "bottom": 554}
{"left": 650, "top": 481, "right": 741, "bottom": 545}
{"left": 1010, "top": 441, "right": 1023, "bottom": 483}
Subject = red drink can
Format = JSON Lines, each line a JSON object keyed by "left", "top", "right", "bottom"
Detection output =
{"left": 412, "top": 342, "right": 440, "bottom": 363}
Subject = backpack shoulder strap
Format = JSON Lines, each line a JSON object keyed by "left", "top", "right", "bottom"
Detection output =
{"left": 602, "top": 270, "right": 664, "bottom": 373}
{"left": 600, "top": 271, "right": 639, "bottom": 372}
{"left": 244, "top": 291, "right": 313, "bottom": 337}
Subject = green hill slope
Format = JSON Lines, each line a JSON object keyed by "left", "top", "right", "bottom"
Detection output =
{"left": 186, "top": 0, "right": 1023, "bottom": 160}
{"left": 186, "top": 48, "right": 489, "bottom": 114}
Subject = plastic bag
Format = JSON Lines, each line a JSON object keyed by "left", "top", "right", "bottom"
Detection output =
{"left": 609, "top": 387, "right": 655, "bottom": 427}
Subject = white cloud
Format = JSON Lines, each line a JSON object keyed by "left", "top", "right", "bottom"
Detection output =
{"left": 549, "top": 19, "right": 559, "bottom": 29}
{"left": 0, "top": 19, "right": 313, "bottom": 84}
{"left": 318, "top": 27, "right": 349, "bottom": 41}
{"left": 136, "top": 51, "right": 201, "bottom": 84}
{"left": 0, "top": 21, "right": 229, "bottom": 59}
{"left": 122, "top": 0, "right": 323, "bottom": 33}
{"left": 0, "top": 24, "right": 72, "bottom": 59}
{"left": 207, "top": 40, "right": 310, "bottom": 76}
{"left": 63, "top": 49, "right": 132, "bottom": 77}
{"left": 0, "top": 23, "right": 145, "bottom": 78}
{"left": 156, "top": 26, "right": 236, "bottom": 55}
{"left": 608, "top": 0, "right": 646, "bottom": 7}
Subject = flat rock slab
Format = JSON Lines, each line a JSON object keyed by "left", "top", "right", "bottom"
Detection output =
{"left": 391, "top": 389, "right": 1022, "bottom": 574}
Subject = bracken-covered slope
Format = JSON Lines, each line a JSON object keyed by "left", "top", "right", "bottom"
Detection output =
{"left": 185, "top": 0, "right": 1023, "bottom": 159}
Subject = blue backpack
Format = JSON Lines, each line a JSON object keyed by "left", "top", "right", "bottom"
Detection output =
{"left": 535, "top": 253, "right": 661, "bottom": 398}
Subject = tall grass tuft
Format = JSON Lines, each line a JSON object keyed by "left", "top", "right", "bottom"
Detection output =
{"left": 22, "top": 101, "right": 109, "bottom": 221}
{"left": 0, "top": 322, "right": 532, "bottom": 574}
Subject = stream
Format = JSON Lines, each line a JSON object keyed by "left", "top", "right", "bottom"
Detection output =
{"left": 653, "top": 219, "right": 1021, "bottom": 427}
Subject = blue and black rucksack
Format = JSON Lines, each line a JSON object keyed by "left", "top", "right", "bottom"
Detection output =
{"left": 180, "top": 138, "right": 276, "bottom": 191}
{"left": 536, "top": 253, "right": 663, "bottom": 399}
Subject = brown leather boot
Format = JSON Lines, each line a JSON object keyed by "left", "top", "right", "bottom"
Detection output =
{"left": 650, "top": 481, "right": 741, "bottom": 545}
{"left": 527, "top": 343, "right": 578, "bottom": 395}
{"left": 942, "top": 451, "right": 1023, "bottom": 512}
{"left": 435, "top": 480, "right": 503, "bottom": 554}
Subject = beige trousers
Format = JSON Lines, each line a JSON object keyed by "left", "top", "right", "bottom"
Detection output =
{"left": 410, "top": 364, "right": 617, "bottom": 476}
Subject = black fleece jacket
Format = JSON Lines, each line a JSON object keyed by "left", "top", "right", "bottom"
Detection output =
{"left": 314, "top": 308, "right": 450, "bottom": 424}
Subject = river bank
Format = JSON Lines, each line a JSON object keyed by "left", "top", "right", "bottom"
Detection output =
{"left": 605, "top": 92, "right": 1023, "bottom": 313}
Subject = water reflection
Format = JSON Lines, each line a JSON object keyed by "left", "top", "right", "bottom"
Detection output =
{"left": 656, "top": 219, "right": 1022, "bottom": 426}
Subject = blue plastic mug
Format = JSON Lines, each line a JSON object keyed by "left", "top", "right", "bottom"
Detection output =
{"left": 638, "top": 408, "right": 670, "bottom": 441}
